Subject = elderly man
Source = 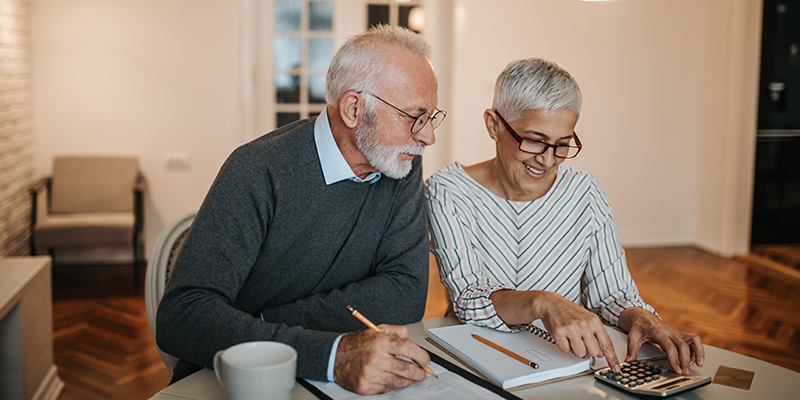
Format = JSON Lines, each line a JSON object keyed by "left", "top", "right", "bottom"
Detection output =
{"left": 156, "top": 25, "right": 445, "bottom": 395}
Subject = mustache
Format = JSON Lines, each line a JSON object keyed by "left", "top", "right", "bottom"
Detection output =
{"left": 395, "top": 144, "right": 426, "bottom": 156}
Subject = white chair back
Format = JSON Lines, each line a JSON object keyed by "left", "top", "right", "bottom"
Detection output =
{"left": 145, "top": 211, "right": 197, "bottom": 378}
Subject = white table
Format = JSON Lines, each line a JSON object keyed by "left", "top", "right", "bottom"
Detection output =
{"left": 150, "top": 316, "right": 800, "bottom": 399}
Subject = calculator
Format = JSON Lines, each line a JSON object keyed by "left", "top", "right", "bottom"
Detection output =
{"left": 594, "top": 360, "right": 711, "bottom": 397}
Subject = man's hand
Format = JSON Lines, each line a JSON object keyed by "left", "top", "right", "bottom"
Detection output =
{"left": 619, "top": 307, "right": 705, "bottom": 375}
{"left": 490, "top": 289, "right": 621, "bottom": 372}
{"left": 333, "top": 324, "right": 430, "bottom": 395}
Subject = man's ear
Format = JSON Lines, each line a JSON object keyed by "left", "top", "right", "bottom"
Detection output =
{"left": 338, "top": 91, "right": 362, "bottom": 129}
{"left": 484, "top": 109, "right": 499, "bottom": 141}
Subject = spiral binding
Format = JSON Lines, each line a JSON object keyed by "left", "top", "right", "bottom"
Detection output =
{"left": 521, "top": 323, "right": 556, "bottom": 344}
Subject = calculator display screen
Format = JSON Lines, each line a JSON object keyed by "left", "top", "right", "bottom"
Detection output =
{"left": 651, "top": 377, "right": 690, "bottom": 390}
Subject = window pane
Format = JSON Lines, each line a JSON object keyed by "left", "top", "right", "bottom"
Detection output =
{"left": 309, "top": 1, "right": 333, "bottom": 31}
{"left": 275, "top": 1, "right": 301, "bottom": 31}
{"left": 308, "top": 74, "right": 326, "bottom": 104}
{"left": 275, "top": 74, "right": 300, "bottom": 103}
{"left": 277, "top": 112, "right": 301, "bottom": 128}
{"left": 274, "top": 37, "right": 301, "bottom": 69}
{"left": 308, "top": 38, "right": 333, "bottom": 69}
{"left": 309, "top": 112, "right": 321, "bottom": 119}
{"left": 368, "top": 4, "right": 389, "bottom": 28}
{"left": 399, "top": 5, "right": 424, "bottom": 33}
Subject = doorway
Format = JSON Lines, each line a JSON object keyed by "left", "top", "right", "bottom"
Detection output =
{"left": 751, "top": 0, "right": 800, "bottom": 267}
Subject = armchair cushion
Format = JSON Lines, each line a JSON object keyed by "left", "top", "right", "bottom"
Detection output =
{"left": 50, "top": 156, "right": 139, "bottom": 214}
{"left": 34, "top": 212, "right": 135, "bottom": 248}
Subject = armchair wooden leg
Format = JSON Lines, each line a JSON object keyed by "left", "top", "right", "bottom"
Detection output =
{"left": 133, "top": 244, "right": 139, "bottom": 288}
{"left": 133, "top": 238, "right": 143, "bottom": 288}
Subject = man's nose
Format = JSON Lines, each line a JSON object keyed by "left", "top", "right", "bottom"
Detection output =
{"left": 414, "top": 121, "right": 436, "bottom": 146}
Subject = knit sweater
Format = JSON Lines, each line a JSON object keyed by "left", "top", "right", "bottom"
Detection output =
{"left": 156, "top": 119, "right": 429, "bottom": 381}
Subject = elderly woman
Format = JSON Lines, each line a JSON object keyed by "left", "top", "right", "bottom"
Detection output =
{"left": 426, "top": 58, "right": 704, "bottom": 375}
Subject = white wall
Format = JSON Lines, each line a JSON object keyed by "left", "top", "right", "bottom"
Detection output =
{"left": 29, "top": 0, "right": 761, "bottom": 259}
{"left": 31, "top": 0, "right": 242, "bottom": 259}
{"left": 433, "top": 0, "right": 760, "bottom": 253}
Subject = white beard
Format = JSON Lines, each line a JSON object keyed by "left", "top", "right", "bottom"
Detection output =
{"left": 354, "top": 114, "right": 425, "bottom": 179}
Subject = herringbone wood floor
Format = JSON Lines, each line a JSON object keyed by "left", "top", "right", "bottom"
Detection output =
{"left": 52, "top": 264, "right": 169, "bottom": 400}
{"left": 52, "top": 246, "right": 800, "bottom": 399}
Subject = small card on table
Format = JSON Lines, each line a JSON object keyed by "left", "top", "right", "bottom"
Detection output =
{"left": 712, "top": 365, "right": 755, "bottom": 390}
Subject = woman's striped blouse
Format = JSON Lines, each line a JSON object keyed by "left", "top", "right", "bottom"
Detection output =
{"left": 425, "top": 162, "right": 655, "bottom": 332}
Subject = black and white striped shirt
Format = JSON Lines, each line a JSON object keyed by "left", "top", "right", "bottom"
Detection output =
{"left": 426, "top": 162, "right": 655, "bottom": 332}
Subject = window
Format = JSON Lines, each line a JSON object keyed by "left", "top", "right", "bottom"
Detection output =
{"left": 241, "top": 0, "right": 432, "bottom": 138}
{"left": 272, "top": 1, "right": 334, "bottom": 128}
{"left": 366, "top": 1, "right": 424, "bottom": 32}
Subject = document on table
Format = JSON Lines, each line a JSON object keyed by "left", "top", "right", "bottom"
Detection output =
{"left": 300, "top": 356, "right": 521, "bottom": 400}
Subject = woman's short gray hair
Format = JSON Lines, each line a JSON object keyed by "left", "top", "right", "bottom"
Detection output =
{"left": 325, "top": 24, "right": 432, "bottom": 108}
{"left": 492, "top": 58, "right": 582, "bottom": 122}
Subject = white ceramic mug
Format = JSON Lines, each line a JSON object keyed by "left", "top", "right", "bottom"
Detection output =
{"left": 213, "top": 341, "right": 297, "bottom": 400}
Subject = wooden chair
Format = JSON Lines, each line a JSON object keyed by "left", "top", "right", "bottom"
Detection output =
{"left": 145, "top": 211, "right": 196, "bottom": 380}
{"left": 30, "top": 155, "right": 145, "bottom": 286}
{"left": 424, "top": 252, "right": 453, "bottom": 318}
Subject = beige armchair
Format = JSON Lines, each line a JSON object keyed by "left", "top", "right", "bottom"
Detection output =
{"left": 30, "top": 156, "right": 146, "bottom": 286}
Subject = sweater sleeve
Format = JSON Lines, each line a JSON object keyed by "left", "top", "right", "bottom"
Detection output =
{"left": 426, "top": 176, "right": 516, "bottom": 332}
{"left": 156, "top": 142, "right": 339, "bottom": 382}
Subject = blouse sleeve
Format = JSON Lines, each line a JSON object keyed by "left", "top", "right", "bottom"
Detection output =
{"left": 581, "top": 182, "right": 657, "bottom": 326}
{"left": 426, "top": 177, "right": 517, "bottom": 332}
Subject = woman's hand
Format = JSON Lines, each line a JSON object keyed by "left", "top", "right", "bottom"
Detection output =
{"left": 490, "top": 289, "right": 622, "bottom": 372}
{"left": 618, "top": 307, "right": 705, "bottom": 375}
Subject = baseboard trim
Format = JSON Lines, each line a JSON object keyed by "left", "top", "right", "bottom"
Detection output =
{"left": 31, "top": 365, "right": 64, "bottom": 400}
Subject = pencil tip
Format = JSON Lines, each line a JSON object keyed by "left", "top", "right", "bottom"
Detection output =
{"left": 346, "top": 305, "right": 354, "bottom": 312}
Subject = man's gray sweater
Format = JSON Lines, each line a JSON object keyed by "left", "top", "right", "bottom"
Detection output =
{"left": 156, "top": 119, "right": 429, "bottom": 381}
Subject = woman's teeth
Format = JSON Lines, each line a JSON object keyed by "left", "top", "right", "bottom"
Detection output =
{"left": 524, "top": 163, "right": 545, "bottom": 175}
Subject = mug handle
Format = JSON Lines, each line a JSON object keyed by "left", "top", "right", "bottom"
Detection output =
{"left": 213, "top": 350, "right": 225, "bottom": 386}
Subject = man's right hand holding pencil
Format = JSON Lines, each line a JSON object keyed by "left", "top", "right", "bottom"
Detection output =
{"left": 333, "top": 325, "right": 432, "bottom": 395}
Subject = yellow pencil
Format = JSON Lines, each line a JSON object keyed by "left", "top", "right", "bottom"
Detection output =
{"left": 346, "top": 305, "right": 438, "bottom": 378}
{"left": 472, "top": 334, "right": 539, "bottom": 369}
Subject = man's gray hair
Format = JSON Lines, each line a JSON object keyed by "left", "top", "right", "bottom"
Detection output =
{"left": 492, "top": 58, "right": 582, "bottom": 122}
{"left": 325, "top": 24, "right": 432, "bottom": 109}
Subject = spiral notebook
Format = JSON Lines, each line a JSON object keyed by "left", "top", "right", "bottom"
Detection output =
{"left": 427, "top": 320, "right": 665, "bottom": 390}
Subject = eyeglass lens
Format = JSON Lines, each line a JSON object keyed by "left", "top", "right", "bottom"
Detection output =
{"left": 411, "top": 111, "right": 445, "bottom": 134}
{"left": 521, "top": 141, "right": 580, "bottom": 158}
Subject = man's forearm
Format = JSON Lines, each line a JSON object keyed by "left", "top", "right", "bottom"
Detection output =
{"left": 259, "top": 268, "right": 427, "bottom": 332}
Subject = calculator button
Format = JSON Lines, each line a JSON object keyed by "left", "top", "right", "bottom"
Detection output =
{"left": 628, "top": 382, "right": 638, "bottom": 388}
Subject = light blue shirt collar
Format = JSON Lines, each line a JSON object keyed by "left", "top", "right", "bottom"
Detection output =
{"left": 314, "top": 108, "right": 381, "bottom": 185}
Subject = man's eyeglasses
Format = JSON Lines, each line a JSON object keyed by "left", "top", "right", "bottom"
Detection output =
{"left": 360, "top": 91, "right": 447, "bottom": 134}
{"left": 495, "top": 111, "right": 582, "bottom": 159}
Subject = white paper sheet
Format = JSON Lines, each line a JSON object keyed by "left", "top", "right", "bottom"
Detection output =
{"left": 303, "top": 361, "right": 510, "bottom": 400}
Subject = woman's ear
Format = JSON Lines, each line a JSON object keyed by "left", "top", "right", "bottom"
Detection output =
{"left": 338, "top": 91, "right": 362, "bottom": 129}
{"left": 484, "top": 109, "right": 499, "bottom": 141}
